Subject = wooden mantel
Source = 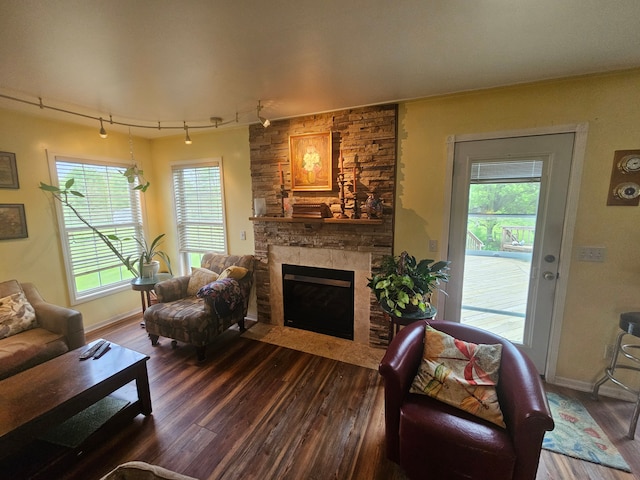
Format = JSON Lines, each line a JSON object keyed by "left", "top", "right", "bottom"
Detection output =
{"left": 249, "top": 216, "right": 383, "bottom": 225}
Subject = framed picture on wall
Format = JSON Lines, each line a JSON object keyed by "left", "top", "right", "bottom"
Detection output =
{"left": 289, "top": 132, "right": 333, "bottom": 191}
{"left": 0, "top": 204, "right": 28, "bottom": 240}
{"left": 0, "top": 152, "right": 19, "bottom": 189}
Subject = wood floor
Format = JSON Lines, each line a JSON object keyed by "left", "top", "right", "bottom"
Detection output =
{"left": 2, "top": 315, "right": 639, "bottom": 479}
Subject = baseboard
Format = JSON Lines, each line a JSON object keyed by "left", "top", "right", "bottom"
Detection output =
{"left": 84, "top": 309, "right": 140, "bottom": 334}
{"left": 551, "top": 375, "right": 637, "bottom": 402}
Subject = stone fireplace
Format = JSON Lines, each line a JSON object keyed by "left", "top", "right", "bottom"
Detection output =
{"left": 249, "top": 104, "right": 397, "bottom": 347}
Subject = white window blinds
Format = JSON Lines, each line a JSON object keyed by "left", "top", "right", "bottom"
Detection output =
{"left": 172, "top": 162, "right": 226, "bottom": 255}
{"left": 53, "top": 158, "right": 143, "bottom": 302}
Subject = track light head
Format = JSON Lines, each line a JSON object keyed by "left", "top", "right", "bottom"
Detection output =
{"left": 184, "top": 122, "right": 192, "bottom": 145}
{"left": 99, "top": 117, "right": 108, "bottom": 138}
{"left": 257, "top": 100, "right": 271, "bottom": 128}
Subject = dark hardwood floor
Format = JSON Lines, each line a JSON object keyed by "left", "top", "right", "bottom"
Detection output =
{"left": 2, "top": 315, "right": 638, "bottom": 479}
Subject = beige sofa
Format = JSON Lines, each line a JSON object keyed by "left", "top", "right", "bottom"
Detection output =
{"left": 0, "top": 279, "right": 85, "bottom": 380}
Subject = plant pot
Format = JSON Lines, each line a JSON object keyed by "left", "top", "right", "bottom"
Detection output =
{"left": 141, "top": 260, "right": 160, "bottom": 278}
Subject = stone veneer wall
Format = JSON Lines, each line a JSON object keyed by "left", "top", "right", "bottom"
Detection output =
{"left": 249, "top": 104, "right": 397, "bottom": 347}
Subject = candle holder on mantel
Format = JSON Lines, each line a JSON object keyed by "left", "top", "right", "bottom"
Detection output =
{"left": 336, "top": 170, "right": 348, "bottom": 218}
{"left": 280, "top": 183, "right": 288, "bottom": 217}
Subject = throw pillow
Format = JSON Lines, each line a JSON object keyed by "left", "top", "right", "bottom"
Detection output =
{"left": 218, "top": 266, "right": 248, "bottom": 281}
{"left": 0, "top": 291, "right": 37, "bottom": 339}
{"left": 186, "top": 267, "right": 219, "bottom": 297}
{"left": 196, "top": 278, "right": 242, "bottom": 316}
{"left": 410, "top": 324, "right": 506, "bottom": 427}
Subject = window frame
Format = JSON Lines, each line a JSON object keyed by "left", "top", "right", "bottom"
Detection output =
{"left": 47, "top": 152, "right": 146, "bottom": 304}
{"left": 171, "top": 158, "right": 227, "bottom": 274}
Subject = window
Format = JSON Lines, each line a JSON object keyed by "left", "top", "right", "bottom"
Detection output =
{"left": 50, "top": 155, "right": 144, "bottom": 303}
{"left": 172, "top": 160, "right": 227, "bottom": 271}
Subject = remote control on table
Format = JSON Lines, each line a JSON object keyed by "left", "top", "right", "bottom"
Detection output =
{"left": 93, "top": 341, "right": 111, "bottom": 359}
{"left": 79, "top": 340, "right": 106, "bottom": 360}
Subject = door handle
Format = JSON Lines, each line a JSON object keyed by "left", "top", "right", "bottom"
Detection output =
{"left": 543, "top": 271, "right": 556, "bottom": 280}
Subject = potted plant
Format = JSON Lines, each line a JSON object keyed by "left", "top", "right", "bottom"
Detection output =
{"left": 129, "top": 233, "right": 172, "bottom": 278}
{"left": 367, "top": 251, "right": 450, "bottom": 317}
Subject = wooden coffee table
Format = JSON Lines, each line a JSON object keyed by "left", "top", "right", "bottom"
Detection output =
{"left": 0, "top": 340, "right": 151, "bottom": 459}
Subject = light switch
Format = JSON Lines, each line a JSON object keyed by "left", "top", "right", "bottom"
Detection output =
{"left": 240, "top": 230, "right": 246, "bottom": 241}
{"left": 577, "top": 246, "right": 605, "bottom": 262}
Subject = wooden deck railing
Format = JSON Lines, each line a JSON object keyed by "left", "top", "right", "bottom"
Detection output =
{"left": 466, "top": 231, "right": 485, "bottom": 250}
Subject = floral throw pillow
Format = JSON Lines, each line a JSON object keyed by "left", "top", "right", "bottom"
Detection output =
{"left": 196, "top": 278, "right": 242, "bottom": 316}
{"left": 0, "top": 291, "right": 37, "bottom": 339}
{"left": 410, "top": 324, "right": 506, "bottom": 427}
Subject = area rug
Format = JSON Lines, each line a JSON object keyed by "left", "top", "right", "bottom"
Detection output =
{"left": 38, "top": 396, "right": 130, "bottom": 448}
{"left": 543, "top": 391, "right": 631, "bottom": 472}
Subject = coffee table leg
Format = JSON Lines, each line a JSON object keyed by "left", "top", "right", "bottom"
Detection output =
{"left": 136, "top": 363, "right": 152, "bottom": 415}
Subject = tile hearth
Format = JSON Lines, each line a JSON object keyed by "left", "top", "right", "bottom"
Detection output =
{"left": 242, "top": 322, "right": 384, "bottom": 370}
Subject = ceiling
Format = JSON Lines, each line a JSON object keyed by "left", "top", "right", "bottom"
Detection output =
{"left": 1, "top": 0, "right": 640, "bottom": 138}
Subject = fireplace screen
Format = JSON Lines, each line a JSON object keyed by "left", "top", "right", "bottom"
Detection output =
{"left": 282, "top": 264, "right": 354, "bottom": 340}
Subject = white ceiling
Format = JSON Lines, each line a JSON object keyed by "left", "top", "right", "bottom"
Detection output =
{"left": 1, "top": 0, "right": 640, "bottom": 138}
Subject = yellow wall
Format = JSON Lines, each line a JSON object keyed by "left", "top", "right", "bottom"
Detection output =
{"left": 1, "top": 69, "right": 639, "bottom": 384}
{"left": 0, "top": 110, "right": 153, "bottom": 327}
{"left": 149, "top": 126, "right": 254, "bottom": 269}
{"left": 396, "top": 69, "right": 640, "bottom": 384}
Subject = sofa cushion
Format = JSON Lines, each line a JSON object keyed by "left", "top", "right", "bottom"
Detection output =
{"left": 186, "top": 267, "right": 219, "bottom": 297}
{"left": 410, "top": 324, "right": 505, "bottom": 427}
{"left": 0, "top": 328, "right": 69, "bottom": 380}
{"left": 0, "top": 290, "right": 37, "bottom": 340}
{"left": 0, "top": 279, "right": 23, "bottom": 298}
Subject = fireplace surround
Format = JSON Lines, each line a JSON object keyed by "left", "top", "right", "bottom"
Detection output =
{"left": 249, "top": 104, "right": 397, "bottom": 347}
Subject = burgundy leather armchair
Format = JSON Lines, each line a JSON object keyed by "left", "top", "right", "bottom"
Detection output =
{"left": 379, "top": 320, "right": 553, "bottom": 480}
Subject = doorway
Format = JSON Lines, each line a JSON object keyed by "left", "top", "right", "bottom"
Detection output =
{"left": 445, "top": 133, "right": 575, "bottom": 373}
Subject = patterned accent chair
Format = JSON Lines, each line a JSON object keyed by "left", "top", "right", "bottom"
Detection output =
{"left": 143, "top": 254, "right": 254, "bottom": 361}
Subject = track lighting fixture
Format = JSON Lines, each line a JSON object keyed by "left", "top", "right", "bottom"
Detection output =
{"left": 0, "top": 92, "right": 243, "bottom": 134}
{"left": 257, "top": 100, "right": 270, "bottom": 128}
{"left": 99, "top": 117, "right": 108, "bottom": 138}
{"left": 184, "top": 122, "right": 192, "bottom": 145}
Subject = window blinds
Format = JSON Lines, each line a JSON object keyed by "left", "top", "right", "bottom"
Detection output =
{"left": 55, "top": 159, "right": 143, "bottom": 297}
{"left": 470, "top": 159, "right": 543, "bottom": 183}
{"left": 172, "top": 163, "right": 226, "bottom": 254}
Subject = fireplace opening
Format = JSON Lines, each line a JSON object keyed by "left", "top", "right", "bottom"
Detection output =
{"left": 282, "top": 264, "right": 354, "bottom": 340}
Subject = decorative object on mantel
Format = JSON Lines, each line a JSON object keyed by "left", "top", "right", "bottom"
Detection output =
{"left": 0, "top": 151, "right": 19, "bottom": 189}
{"left": 289, "top": 132, "right": 333, "bottom": 191}
{"left": 368, "top": 251, "right": 450, "bottom": 318}
{"left": 253, "top": 198, "right": 267, "bottom": 216}
{"left": 292, "top": 203, "right": 332, "bottom": 219}
{"left": 278, "top": 162, "right": 288, "bottom": 217}
{"left": 364, "top": 192, "right": 383, "bottom": 219}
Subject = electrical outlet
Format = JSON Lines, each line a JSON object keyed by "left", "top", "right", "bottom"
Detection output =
{"left": 429, "top": 239, "right": 438, "bottom": 252}
{"left": 577, "top": 246, "right": 606, "bottom": 262}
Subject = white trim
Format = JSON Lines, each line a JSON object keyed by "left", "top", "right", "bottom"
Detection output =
{"left": 553, "top": 375, "right": 636, "bottom": 402}
{"left": 442, "top": 123, "right": 589, "bottom": 382}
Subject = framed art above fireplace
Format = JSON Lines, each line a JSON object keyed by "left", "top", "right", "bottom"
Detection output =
{"left": 289, "top": 132, "right": 333, "bottom": 191}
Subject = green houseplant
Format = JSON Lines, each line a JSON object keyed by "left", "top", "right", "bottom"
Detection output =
{"left": 367, "top": 251, "right": 450, "bottom": 317}
{"left": 131, "top": 233, "right": 172, "bottom": 278}
{"left": 40, "top": 178, "right": 171, "bottom": 278}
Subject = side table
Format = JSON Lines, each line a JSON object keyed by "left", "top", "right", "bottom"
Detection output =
{"left": 384, "top": 305, "right": 437, "bottom": 342}
{"left": 131, "top": 273, "right": 173, "bottom": 314}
